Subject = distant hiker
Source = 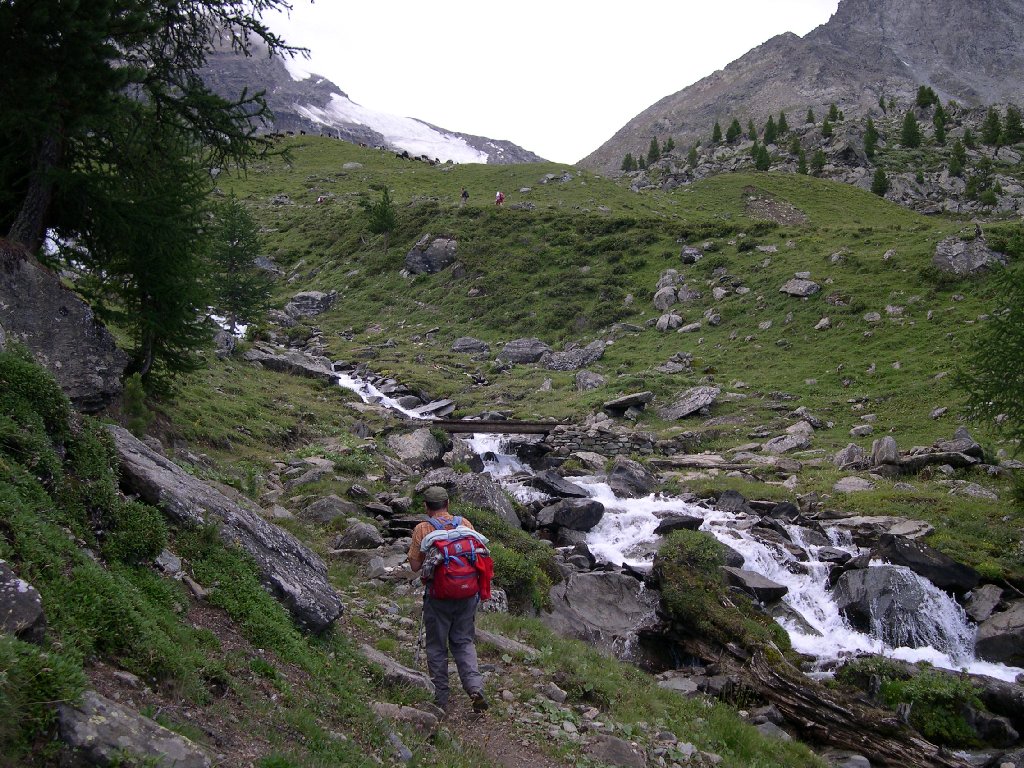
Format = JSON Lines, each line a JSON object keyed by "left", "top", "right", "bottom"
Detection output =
{"left": 460, "top": 187, "right": 469, "bottom": 207}
{"left": 408, "top": 486, "right": 492, "bottom": 713}
{"left": 975, "top": 222, "right": 983, "bottom": 239}
{"left": 495, "top": 190, "right": 504, "bottom": 206}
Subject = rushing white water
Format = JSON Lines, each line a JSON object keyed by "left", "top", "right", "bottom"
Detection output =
{"left": 335, "top": 372, "right": 429, "bottom": 419}
{"left": 337, "top": 376, "right": 1024, "bottom": 683}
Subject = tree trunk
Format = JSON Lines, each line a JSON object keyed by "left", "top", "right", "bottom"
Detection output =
{"left": 7, "top": 133, "right": 63, "bottom": 255}
{"left": 746, "top": 652, "right": 971, "bottom": 768}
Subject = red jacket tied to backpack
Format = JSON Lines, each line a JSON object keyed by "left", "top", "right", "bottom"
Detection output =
{"left": 419, "top": 516, "right": 494, "bottom": 600}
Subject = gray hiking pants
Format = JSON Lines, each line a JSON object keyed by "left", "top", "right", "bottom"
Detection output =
{"left": 422, "top": 594, "right": 482, "bottom": 705}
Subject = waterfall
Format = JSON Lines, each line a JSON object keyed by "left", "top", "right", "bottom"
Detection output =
{"left": 335, "top": 373, "right": 1024, "bottom": 683}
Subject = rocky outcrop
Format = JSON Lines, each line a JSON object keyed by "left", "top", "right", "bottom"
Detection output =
{"left": 544, "top": 340, "right": 606, "bottom": 371}
{"left": 405, "top": 235, "right": 457, "bottom": 274}
{"left": 499, "top": 337, "right": 551, "bottom": 364}
{"left": 0, "top": 240, "right": 127, "bottom": 412}
{"left": 386, "top": 428, "right": 445, "bottom": 469}
{"left": 933, "top": 235, "right": 1009, "bottom": 276}
{"left": 107, "top": 425, "right": 344, "bottom": 633}
{"left": 0, "top": 560, "right": 45, "bottom": 644}
{"left": 242, "top": 342, "right": 340, "bottom": 384}
{"left": 58, "top": 690, "right": 210, "bottom": 768}
{"left": 451, "top": 337, "right": 490, "bottom": 354}
{"left": 607, "top": 456, "right": 657, "bottom": 498}
{"left": 283, "top": 290, "right": 336, "bottom": 318}
{"left": 868, "top": 534, "right": 980, "bottom": 595}
{"left": 658, "top": 386, "right": 720, "bottom": 420}
{"left": 537, "top": 498, "right": 605, "bottom": 532}
{"left": 975, "top": 600, "right": 1024, "bottom": 666}
{"left": 542, "top": 571, "right": 659, "bottom": 656}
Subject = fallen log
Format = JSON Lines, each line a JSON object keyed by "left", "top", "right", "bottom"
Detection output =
{"left": 746, "top": 652, "right": 971, "bottom": 768}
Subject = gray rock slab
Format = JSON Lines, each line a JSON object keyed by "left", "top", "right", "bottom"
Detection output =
{"left": 762, "top": 433, "right": 811, "bottom": 455}
{"left": 242, "top": 343, "right": 339, "bottom": 384}
{"left": 779, "top": 278, "right": 821, "bottom": 297}
{"left": 0, "top": 245, "right": 127, "bottom": 412}
{"left": 607, "top": 455, "right": 657, "bottom": 498}
{"left": 284, "top": 290, "right": 336, "bottom": 318}
{"left": 833, "top": 476, "right": 875, "bottom": 492}
{"left": 544, "top": 340, "right": 606, "bottom": 371}
{"left": 107, "top": 425, "right": 343, "bottom": 633}
{"left": 451, "top": 337, "right": 490, "bottom": 353}
{"left": 721, "top": 567, "right": 789, "bottom": 604}
{"left": 361, "top": 643, "right": 434, "bottom": 692}
{"left": 475, "top": 629, "right": 539, "bottom": 657}
{"left": 58, "top": 690, "right": 210, "bottom": 768}
{"left": 933, "top": 236, "right": 1007, "bottom": 276}
{"left": 499, "top": 337, "right": 551, "bottom": 363}
{"left": 585, "top": 734, "right": 647, "bottom": 768}
{"left": 0, "top": 560, "right": 45, "bottom": 643}
{"left": 603, "top": 391, "right": 654, "bottom": 413}
{"left": 658, "top": 386, "right": 720, "bottom": 420}
{"left": 405, "top": 235, "right": 457, "bottom": 274}
{"left": 966, "top": 583, "right": 1005, "bottom": 623}
{"left": 386, "top": 428, "right": 445, "bottom": 469}
{"left": 975, "top": 600, "right": 1024, "bottom": 666}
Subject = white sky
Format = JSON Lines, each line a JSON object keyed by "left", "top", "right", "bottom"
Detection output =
{"left": 268, "top": 1, "right": 841, "bottom": 164}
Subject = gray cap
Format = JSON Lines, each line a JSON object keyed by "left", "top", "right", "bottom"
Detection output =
{"left": 422, "top": 486, "right": 449, "bottom": 504}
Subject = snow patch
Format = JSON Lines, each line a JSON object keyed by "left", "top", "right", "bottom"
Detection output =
{"left": 295, "top": 93, "right": 489, "bottom": 164}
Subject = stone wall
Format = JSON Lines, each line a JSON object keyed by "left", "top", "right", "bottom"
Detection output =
{"left": 544, "top": 425, "right": 657, "bottom": 457}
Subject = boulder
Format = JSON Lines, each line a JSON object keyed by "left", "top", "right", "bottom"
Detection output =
{"left": 779, "top": 278, "right": 821, "bottom": 297}
{"left": 975, "top": 600, "right": 1024, "bottom": 666}
{"left": 658, "top": 386, "right": 721, "bottom": 420}
{"left": 302, "top": 495, "right": 363, "bottom": 523}
{"left": 603, "top": 391, "right": 654, "bottom": 414}
{"left": 452, "top": 473, "right": 521, "bottom": 529}
{"left": 107, "top": 426, "right": 343, "bottom": 633}
{"left": 935, "top": 426, "right": 984, "bottom": 458}
{"left": 932, "top": 236, "right": 1007, "bottom": 276}
{"left": 361, "top": 644, "right": 433, "bottom": 692}
{"left": 871, "top": 436, "right": 900, "bottom": 466}
{"left": 721, "top": 567, "right": 788, "bottom": 604}
{"left": 576, "top": 370, "right": 606, "bottom": 391}
{"left": 242, "top": 343, "right": 339, "bottom": 384}
{"left": 405, "top": 235, "right": 457, "bottom": 274}
{"left": 283, "top": 290, "right": 336, "bottom": 318}
{"left": 833, "top": 476, "right": 875, "bottom": 493}
{"left": 831, "top": 444, "right": 864, "bottom": 468}
{"left": 584, "top": 734, "right": 647, "bottom": 768}
{"left": 527, "top": 470, "right": 591, "bottom": 498}
{"left": 334, "top": 521, "right": 385, "bottom": 550}
{"left": 607, "top": 456, "right": 657, "bottom": 498}
{"left": 0, "top": 241, "right": 128, "bottom": 412}
{"left": 543, "top": 571, "right": 658, "bottom": 657}
{"left": 656, "top": 313, "right": 682, "bottom": 331}
{"left": 0, "top": 560, "right": 45, "bottom": 643}
{"left": 965, "top": 583, "right": 1005, "bottom": 623}
{"left": 544, "top": 340, "right": 606, "bottom": 371}
{"left": 537, "top": 499, "right": 605, "bottom": 532}
{"left": 868, "top": 534, "right": 980, "bottom": 595}
{"left": 451, "top": 337, "right": 489, "bottom": 354}
{"left": 58, "top": 690, "right": 210, "bottom": 768}
{"left": 653, "top": 513, "right": 703, "bottom": 535}
{"left": 653, "top": 286, "right": 679, "bottom": 310}
{"left": 370, "top": 702, "right": 439, "bottom": 738}
{"left": 386, "top": 428, "right": 445, "bottom": 469}
{"left": 762, "top": 433, "right": 811, "bottom": 455}
{"left": 499, "top": 337, "right": 551, "bottom": 363}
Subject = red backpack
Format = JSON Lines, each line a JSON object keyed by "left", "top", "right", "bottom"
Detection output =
{"left": 420, "top": 516, "right": 494, "bottom": 600}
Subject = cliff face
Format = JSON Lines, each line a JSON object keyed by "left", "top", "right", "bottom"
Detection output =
{"left": 581, "top": 0, "right": 1024, "bottom": 171}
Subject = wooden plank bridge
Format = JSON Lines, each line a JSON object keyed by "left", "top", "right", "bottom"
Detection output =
{"left": 431, "top": 419, "right": 567, "bottom": 435}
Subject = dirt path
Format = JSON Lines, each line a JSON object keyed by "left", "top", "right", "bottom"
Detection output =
{"left": 442, "top": 700, "right": 570, "bottom": 768}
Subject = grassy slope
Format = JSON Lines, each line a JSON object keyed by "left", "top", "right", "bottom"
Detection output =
{"left": 194, "top": 136, "right": 1020, "bottom": 579}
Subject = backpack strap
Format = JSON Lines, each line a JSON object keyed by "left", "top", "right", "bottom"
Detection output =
{"left": 426, "top": 515, "right": 462, "bottom": 531}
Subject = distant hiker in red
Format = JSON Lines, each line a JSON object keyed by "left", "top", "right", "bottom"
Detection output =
{"left": 409, "top": 486, "right": 492, "bottom": 713}
{"left": 495, "top": 190, "right": 504, "bottom": 206}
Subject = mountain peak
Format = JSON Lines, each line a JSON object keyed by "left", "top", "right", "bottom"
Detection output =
{"left": 581, "top": 0, "right": 1024, "bottom": 172}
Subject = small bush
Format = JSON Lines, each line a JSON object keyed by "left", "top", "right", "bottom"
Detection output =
{"left": 101, "top": 499, "right": 169, "bottom": 565}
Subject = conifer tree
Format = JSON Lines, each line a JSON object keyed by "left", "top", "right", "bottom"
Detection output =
{"left": 621, "top": 153, "right": 637, "bottom": 172}
{"left": 963, "top": 127, "right": 977, "bottom": 149}
{"left": 726, "top": 119, "right": 742, "bottom": 143}
{"left": 789, "top": 135, "right": 802, "bottom": 155}
{"left": 900, "top": 111, "right": 922, "bottom": 148}
{"left": 755, "top": 145, "right": 770, "bottom": 171}
{"left": 750, "top": 139, "right": 760, "bottom": 160}
{"left": 687, "top": 145, "right": 698, "bottom": 167}
{"left": 797, "top": 149, "right": 808, "bottom": 175}
{"left": 806, "top": 107, "right": 816, "bottom": 124}
{"left": 763, "top": 115, "right": 777, "bottom": 145}
{"left": 821, "top": 118, "right": 833, "bottom": 139}
{"left": 888, "top": 97, "right": 897, "bottom": 112}
{"left": 827, "top": 103, "right": 840, "bottom": 122}
{"left": 360, "top": 186, "right": 397, "bottom": 254}
{"left": 664, "top": 136, "right": 675, "bottom": 153}
{"left": 949, "top": 140, "right": 966, "bottom": 177}
{"left": 712, "top": 122, "right": 723, "bottom": 143}
{"left": 982, "top": 107, "right": 1003, "bottom": 146}
{"left": 638, "top": 154, "right": 647, "bottom": 170}
{"left": 777, "top": 111, "right": 789, "bottom": 134}
{"left": 810, "top": 149, "right": 826, "bottom": 175}
{"left": 879, "top": 94, "right": 887, "bottom": 114}
{"left": 933, "top": 109, "right": 946, "bottom": 145}
{"left": 864, "top": 117, "right": 879, "bottom": 159}
{"left": 871, "top": 167, "right": 889, "bottom": 196}
{"left": 648, "top": 137, "right": 661, "bottom": 164}
{"left": 747, "top": 119, "right": 757, "bottom": 140}
{"left": 1005, "top": 106, "right": 1024, "bottom": 144}
{"left": 916, "top": 85, "right": 938, "bottom": 108}
{"left": 209, "top": 195, "right": 272, "bottom": 335}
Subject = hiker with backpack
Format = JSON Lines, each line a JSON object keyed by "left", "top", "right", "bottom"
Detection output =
{"left": 408, "top": 485, "right": 493, "bottom": 713}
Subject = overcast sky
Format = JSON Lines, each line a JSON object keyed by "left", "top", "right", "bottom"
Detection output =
{"left": 269, "top": 1, "right": 841, "bottom": 164}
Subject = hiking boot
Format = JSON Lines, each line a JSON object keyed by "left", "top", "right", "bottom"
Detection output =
{"left": 470, "top": 691, "right": 489, "bottom": 713}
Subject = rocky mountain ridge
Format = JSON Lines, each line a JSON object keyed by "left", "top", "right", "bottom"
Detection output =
{"left": 200, "top": 44, "right": 544, "bottom": 165}
{"left": 582, "top": 0, "right": 1024, "bottom": 173}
